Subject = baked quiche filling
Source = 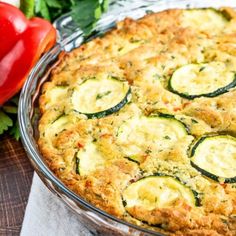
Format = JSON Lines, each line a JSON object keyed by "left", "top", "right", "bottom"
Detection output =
{"left": 38, "top": 7, "right": 236, "bottom": 236}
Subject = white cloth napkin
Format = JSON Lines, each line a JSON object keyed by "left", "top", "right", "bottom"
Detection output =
{"left": 20, "top": 173, "right": 92, "bottom": 236}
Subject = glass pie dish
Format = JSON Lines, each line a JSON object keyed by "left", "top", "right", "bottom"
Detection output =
{"left": 19, "top": 0, "right": 236, "bottom": 235}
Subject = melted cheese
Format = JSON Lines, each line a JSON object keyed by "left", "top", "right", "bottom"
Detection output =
{"left": 77, "top": 142, "right": 105, "bottom": 176}
{"left": 182, "top": 9, "right": 227, "bottom": 34}
{"left": 123, "top": 176, "right": 195, "bottom": 210}
{"left": 46, "top": 115, "right": 70, "bottom": 138}
{"left": 116, "top": 116, "right": 188, "bottom": 161}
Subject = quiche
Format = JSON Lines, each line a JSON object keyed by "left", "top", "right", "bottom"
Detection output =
{"left": 38, "top": 8, "right": 236, "bottom": 236}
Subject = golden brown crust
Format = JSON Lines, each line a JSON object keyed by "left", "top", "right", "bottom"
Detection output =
{"left": 38, "top": 7, "right": 236, "bottom": 235}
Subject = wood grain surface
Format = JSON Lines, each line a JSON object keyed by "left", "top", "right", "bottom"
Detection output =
{"left": 0, "top": 134, "right": 33, "bottom": 236}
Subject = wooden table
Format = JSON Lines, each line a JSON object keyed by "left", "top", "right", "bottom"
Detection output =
{"left": 0, "top": 134, "right": 33, "bottom": 236}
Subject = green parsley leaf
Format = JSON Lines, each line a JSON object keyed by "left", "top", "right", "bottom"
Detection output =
{"left": 21, "top": 0, "right": 109, "bottom": 35}
{"left": 10, "top": 96, "right": 19, "bottom": 106}
{"left": 33, "top": 0, "right": 74, "bottom": 21}
{"left": 71, "top": 0, "right": 108, "bottom": 35}
{"left": 10, "top": 120, "right": 20, "bottom": 141}
{"left": 101, "top": 0, "right": 109, "bottom": 12}
{"left": 45, "top": 0, "right": 62, "bottom": 8}
{"left": 0, "top": 110, "right": 13, "bottom": 135}
{"left": 2, "top": 105, "right": 18, "bottom": 114}
{"left": 0, "top": 96, "right": 20, "bottom": 139}
{"left": 35, "top": 0, "right": 51, "bottom": 20}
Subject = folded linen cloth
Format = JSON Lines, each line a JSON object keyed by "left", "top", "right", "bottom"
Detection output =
{"left": 20, "top": 173, "right": 92, "bottom": 236}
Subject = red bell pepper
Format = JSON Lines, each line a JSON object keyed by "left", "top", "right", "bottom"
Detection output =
{"left": 0, "top": 2, "right": 56, "bottom": 105}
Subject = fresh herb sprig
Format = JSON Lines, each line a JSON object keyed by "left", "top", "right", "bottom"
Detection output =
{"left": 0, "top": 96, "right": 20, "bottom": 140}
{"left": 21, "top": 0, "right": 109, "bottom": 34}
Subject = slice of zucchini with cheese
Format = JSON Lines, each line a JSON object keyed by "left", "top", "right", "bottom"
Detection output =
{"left": 169, "top": 62, "right": 236, "bottom": 99}
{"left": 45, "top": 114, "right": 70, "bottom": 138}
{"left": 182, "top": 9, "right": 229, "bottom": 34}
{"left": 116, "top": 116, "right": 188, "bottom": 163}
{"left": 40, "top": 85, "right": 68, "bottom": 111}
{"left": 72, "top": 76, "right": 131, "bottom": 118}
{"left": 76, "top": 142, "right": 105, "bottom": 176}
{"left": 190, "top": 135, "right": 236, "bottom": 183}
{"left": 122, "top": 176, "right": 197, "bottom": 215}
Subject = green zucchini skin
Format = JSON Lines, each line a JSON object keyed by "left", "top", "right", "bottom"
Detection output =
{"left": 76, "top": 87, "right": 131, "bottom": 119}
{"left": 76, "top": 154, "right": 80, "bottom": 175}
{"left": 169, "top": 75, "right": 236, "bottom": 100}
{"left": 190, "top": 160, "right": 236, "bottom": 183}
{"left": 187, "top": 8, "right": 231, "bottom": 21}
{"left": 124, "top": 156, "right": 139, "bottom": 164}
{"left": 190, "top": 135, "right": 236, "bottom": 183}
{"left": 220, "top": 8, "right": 233, "bottom": 21}
{"left": 157, "top": 113, "right": 175, "bottom": 119}
{"left": 158, "top": 113, "right": 191, "bottom": 134}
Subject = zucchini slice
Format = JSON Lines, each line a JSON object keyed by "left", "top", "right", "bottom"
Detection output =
{"left": 41, "top": 85, "right": 68, "bottom": 110}
{"left": 45, "top": 114, "right": 70, "bottom": 138}
{"left": 47, "top": 85, "right": 68, "bottom": 102}
{"left": 72, "top": 76, "right": 131, "bottom": 118}
{"left": 169, "top": 62, "right": 236, "bottom": 99}
{"left": 116, "top": 116, "right": 188, "bottom": 163}
{"left": 122, "top": 176, "right": 197, "bottom": 213}
{"left": 191, "top": 135, "right": 236, "bottom": 183}
{"left": 76, "top": 142, "right": 105, "bottom": 176}
{"left": 182, "top": 9, "right": 228, "bottom": 33}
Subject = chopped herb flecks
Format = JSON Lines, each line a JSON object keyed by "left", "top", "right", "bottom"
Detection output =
{"left": 96, "top": 91, "right": 111, "bottom": 100}
{"left": 199, "top": 66, "right": 205, "bottom": 72}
